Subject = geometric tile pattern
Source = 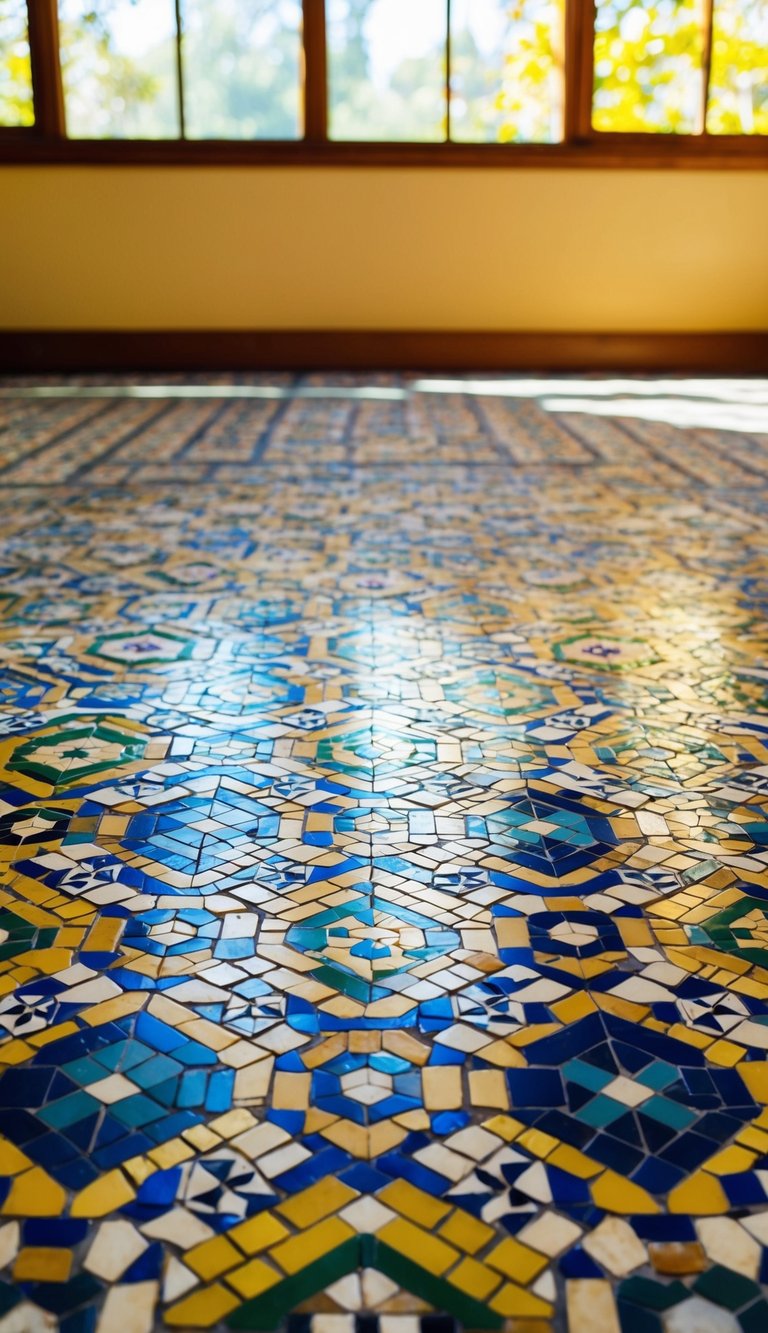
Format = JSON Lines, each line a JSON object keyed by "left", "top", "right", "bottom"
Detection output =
{"left": 0, "top": 376, "right": 767, "bottom": 1330}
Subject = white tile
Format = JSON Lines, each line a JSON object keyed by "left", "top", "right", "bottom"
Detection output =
{"left": 85, "top": 1220, "right": 147, "bottom": 1281}
{"left": 96, "top": 1282, "right": 158, "bottom": 1333}
{"left": 583, "top": 1217, "right": 646, "bottom": 1277}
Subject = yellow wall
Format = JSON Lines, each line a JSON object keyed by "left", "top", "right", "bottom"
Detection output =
{"left": 2, "top": 166, "right": 767, "bottom": 330}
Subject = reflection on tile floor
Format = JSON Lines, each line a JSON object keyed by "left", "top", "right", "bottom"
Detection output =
{"left": 0, "top": 376, "right": 767, "bottom": 1330}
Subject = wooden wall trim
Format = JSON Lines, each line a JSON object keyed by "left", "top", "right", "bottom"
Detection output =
{"left": 1, "top": 330, "right": 767, "bottom": 374}
{"left": 2, "top": 138, "right": 767, "bottom": 167}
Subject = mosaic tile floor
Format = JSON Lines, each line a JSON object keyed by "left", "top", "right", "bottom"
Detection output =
{"left": 0, "top": 375, "right": 767, "bottom": 1332}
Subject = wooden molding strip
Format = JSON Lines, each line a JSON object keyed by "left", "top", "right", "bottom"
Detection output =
{"left": 1, "top": 137, "right": 768, "bottom": 168}
{"left": 1, "top": 330, "right": 767, "bottom": 374}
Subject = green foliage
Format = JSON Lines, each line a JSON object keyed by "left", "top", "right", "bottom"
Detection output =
{"left": 592, "top": 0, "right": 703, "bottom": 134}
{"left": 708, "top": 0, "right": 768, "bottom": 135}
{"left": 0, "top": 0, "right": 34, "bottom": 126}
{"left": 495, "top": 1, "right": 565, "bottom": 143}
{"left": 591, "top": 0, "right": 767, "bottom": 137}
{"left": 0, "top": 0, "right": 765, "bottom": 141}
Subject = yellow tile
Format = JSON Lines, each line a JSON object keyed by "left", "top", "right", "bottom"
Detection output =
{"left": 303, "top": 1108, "right": 340, "bottom": 1135}
{"left": 487, "top": 1237, "right": 548, "bottom": 1284}
{"left": 368, "top": 1121, "right": 408, "bottom": 1156}
{"left": 230, "top": 1213, "right": 290, "bottom": 1256}
{"left": 489, "top": 1281, "right": 553, "bottom": 1318}
{"left": 71, "top": 1170, "right": 135, "bottom": 1217}
{"left": 549, "top": 1144, "right": 601, "bottom": 1180}
{"left": 591, "top": 1171, "right": 659, "bottom": 1215}
{"left": 320, "top": 1119, "right": 369, "bottom": 1158}
{"left": 0, "top": 1140, "right": 30, "bottom": 1175}
{"left": 180, "top": 1019, "right": 239, "bottom": 1051}
{"left": 446, "top": 1256, "right": 501, "bottom": 1301}
{"left": 395, "top": 1109, "right": 430, "bottom": 1131}
{"left": 508, "top": 1023, "right": 560, "bottom": 1047}
{"left": 478, "top": 1039, "right": 527, "bottom": 1068}
{"left": 277, "top": 1178, "right": 357, "bottom": 1229}
{"left": 349, "top": 1030, "right": 380, "bottom": 1054}
{"left": 270, "top": 1217, "right": 355, "bottom": 1275}
{"left": 706, "top": 1038, "right": 746, "bottom": 1067}
{"left": 616, "top": 918, "right": 653, "bottom": 947}
{"left": 439, "top": 1211, "right": 495, "bottom": 1255}
{"left": 85, "top": 917, "right": 124, "bottom": 951}
{"left": 272, "top": 1071, "right": 311, "bottom": 1110}
{"left": 120, "top": 1156, "right": 155, "bottom": 1187}
{"left": 495, "top": 917, "right": 530, "bottom": 948}
{"left": 705, "top": 1145, "right": 756, "bottom": 1175}
{"left": 377, "top": 1179, "right": 451, "bottom": 1228}
{"left": 54, "top": 928, "right": 85, "bottom": 948}
{"left": 377, "top": 1219, "right": 459, "bottom": 1277}
{"left": 481, "top": 1115, "right": 524, "bottom": 1142}
{"left": 668, "top": 1171, "right": 729, "bottom": 1215}
{"left": 82, "top": 993, "right": 145, "bottom": 1026}
{"left": 226, "top": 1257, "right": 281, "bottom": 1300}
{"left": 468, "top": 1069, "right": 509, "bottom": 1109}
{"left": 14, "top": 1247, "right": 72, "bottom": 1282}
{"left": 27, "top": 1022, "right": 79, "bottom": 1050}
{"left": 422, "top": 1065, "right": 462, "bottom": 1110}
{"left": 208, "top": 1109, "right": 256, "bottom": 1139}
{"left": 551, "top": 992, "right": 597, "bottom": 1023}
{"left": 669, "top": 1023, "right": 714, "bottom": 1045}
{"left": 301, "top": 1035, "right": 348, "bottom": 1069}
{"left": 2, "top": 1165, "right": 65, "bottom": 1217}
{"left": 737, "top": 1125, "right": 768, "bottom": 1153}
{"left": 382, "top": 1030, "right": 430, "bottom": 1066}
{"left": 165, "top": 1282, "right": 240, "bottom": 1328}
{"left": 149, "top": 1140, "right": 193, "bottom": 1170}
{"left": 517, "top": 1127, "right": 558, "bottom": 1159}
{"left": 186, "top": 1235, "right": 242, "bottom": 1280}
{"left": 594, "top": 994, "right": 648, "bottom": 1022}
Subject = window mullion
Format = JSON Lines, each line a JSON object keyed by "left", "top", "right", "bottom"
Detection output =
{"left": 699, "top": 0, "right": 715, "bottom": 135}
{"left": 445, "top": 0, "right": 451, "bottom": 143}
{"left": 303, "top": 0, "right": 328, "bottom": 142}
{"left": 27, "top": 0, "right": 66, "bottom": 139}
{"left": 174, "top": 0, "right": 186, "bottom": 139}
{"left": 564, "top": 0, "right": 595, "bottom": 142}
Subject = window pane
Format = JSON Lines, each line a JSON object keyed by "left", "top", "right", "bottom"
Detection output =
{"left": 58, "top": 0, "right": 179, "bottom": 138}
{"left": 450, "top": 0, "right": 564, "bottom": 143}
{"left": 181, "top": 0, "right": 302, "bottom": 140}
{"left": 593, "top": 0, "right": 705, "bottom": 134}
{"left": 0, "top": 0, "right": 34, "bottom": 126}
{"left": 328, "top": 0, "right": 446, "bottom": 141}
{"left": 707, "top": 0, "right": 768, "bottom": 135}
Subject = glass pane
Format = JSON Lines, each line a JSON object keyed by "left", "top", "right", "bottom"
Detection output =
{"left": 181, "top": 0, "right": 302, "bottom": 140}
{"left": 58, "top": 0, "right": 179, "bottom": 138}
{"left": 707, "top": 0, "right": 768, "bottom": 135}
{"left": 593, "top": 0, "right": 705, "bottom": 134}
{"left": 0, "top": 0, "right": 34, "bottom": 126}
{"left": 328, "top": 0, "right": 446, "bottom": 141}
{"left": 450, "top": 0, "right": 564, "bottom": 143}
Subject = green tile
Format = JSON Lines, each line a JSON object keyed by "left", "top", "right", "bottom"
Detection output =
{"left": 619, "top": 1277, "right": 689, "bottom": 1312}
{"left": 693, "top": 1266, "right": 761, "bottom": 1311}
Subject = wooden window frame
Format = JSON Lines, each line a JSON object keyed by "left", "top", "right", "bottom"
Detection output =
{"left": 1, "top": 0, "right": 766, "bottom": 167}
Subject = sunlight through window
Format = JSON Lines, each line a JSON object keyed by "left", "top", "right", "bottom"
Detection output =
{"left": 0, "top": 0, "right": 33, "bottom": 126}
{"left": 592, "top": 0, "right": 706, "bottom": 134}
{"left": 327, "top": 0, "right": 446, "bottom": 141}
{"left": 450, "top": 0, "right": 565, "bottom": 144}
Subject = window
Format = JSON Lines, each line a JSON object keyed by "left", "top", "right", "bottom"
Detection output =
{"left": 0, "top": 0, "right": 765, "bottom": 163}
{"left": 0, "top": 0, "right": 33, "bottom": 126}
